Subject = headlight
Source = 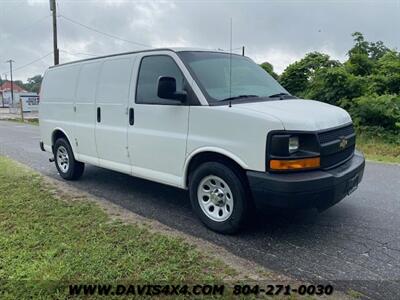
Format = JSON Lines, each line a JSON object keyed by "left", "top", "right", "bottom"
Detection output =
{"left": 288, "top": 136, "right": 299, "bottom": 153}
{"left": 268, "top": 132, "right": 320, "bottom": 172}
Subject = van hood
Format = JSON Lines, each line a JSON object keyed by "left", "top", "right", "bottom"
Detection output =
{"left": 233, "top": 99, "right": 352, "bottom": 131}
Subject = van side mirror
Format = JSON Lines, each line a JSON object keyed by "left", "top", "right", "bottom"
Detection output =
{"left": 157, "top": 76, "right": 187, "bottom": 102}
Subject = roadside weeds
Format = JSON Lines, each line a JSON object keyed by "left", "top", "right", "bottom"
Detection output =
{"left": 41, "top": 174, "right": 279, "bottom": 283}
{"left": 0, "top": 156, "right": 356, "bottom": 299}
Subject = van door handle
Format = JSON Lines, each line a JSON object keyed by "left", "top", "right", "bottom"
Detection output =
{"left": 97, "top": 107, "right": 101, "bottom": 123}
{"left": 129, "top": 108, "right": 134, "bottom": 125}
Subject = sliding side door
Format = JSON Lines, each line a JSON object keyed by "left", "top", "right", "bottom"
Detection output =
{"left": 74, "top": 61, "right": 101, "bottom": 164}
{"left": 95, "top": 57, "right": 134, "bottom": 174}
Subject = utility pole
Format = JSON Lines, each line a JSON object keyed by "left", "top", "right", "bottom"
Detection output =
{"left": 0, "top": 75, "right": 3, "bottom": 108}
{"left": 1, "top": 74, "right": 7, "bottom": 107}
{"left": 6, "top": 60, "right": 14, "bottom": 107}
{"left": 50, "top": 0, "right": 59, "bottom": 65}
{"left": 242, "top": 46, "right": 245, "bottom": 56}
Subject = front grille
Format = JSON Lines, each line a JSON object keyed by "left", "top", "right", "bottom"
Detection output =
{"left": 318, "top": 124, "right": 355, "bottom": 169}
{"left": 318, "top": 124, "right": 354, "bottom": 144}
{"left": 321, "top": 145, "right": 355, "bottom": 168}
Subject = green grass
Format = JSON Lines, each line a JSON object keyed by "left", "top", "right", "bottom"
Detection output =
{"left": 346, "top": 289, "right": 364, "bottom": 299}
{"left": 0, "top": 156, "right": 235, "bottom": 299}
{"left": 356, "top": 131, "right": 400, "bottom": 164}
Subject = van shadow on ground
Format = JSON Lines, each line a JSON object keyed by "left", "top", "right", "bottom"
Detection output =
{"left": 48, "top": 164, "right": 400, "bottom": 299}
{"left": 75, "top": 165, "right": 327, "bottom": 237}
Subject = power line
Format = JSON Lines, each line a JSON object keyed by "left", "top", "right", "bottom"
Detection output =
{"left": 14, "top": 52, "right": 53, "bottom": 72}
{"left": 2, "top": 49, "right": 97, "bottom": 77}
{"left": 3, "top": 52, "right": 53, "bottom": 75}
{"left": 59, "top": 14, "right": 151, "bottom": 48}
{"left": 60, "top": 49, "right": 98, "bottom": 57}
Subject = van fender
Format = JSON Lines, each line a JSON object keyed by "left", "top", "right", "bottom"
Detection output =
{"left": 182, "top": 146, "right": 249, "bottom": 188}
{"left": 52, "top": 127, "right": 76, "bottom": 154}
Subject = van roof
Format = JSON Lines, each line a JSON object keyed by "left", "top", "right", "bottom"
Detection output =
{"left": 49, "top": 47, "right": 232, "bottom": 69}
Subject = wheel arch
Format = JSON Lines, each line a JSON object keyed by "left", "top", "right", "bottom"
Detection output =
{"left": 51, "top": 128, "right": 74, "bottom": 153}
{"left": 184, "top": 148, "right": 249, "bottom": 189}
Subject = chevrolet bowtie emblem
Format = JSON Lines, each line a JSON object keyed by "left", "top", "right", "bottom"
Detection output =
{"left": 339, "top": 136, "right": 348, "bottom": 149}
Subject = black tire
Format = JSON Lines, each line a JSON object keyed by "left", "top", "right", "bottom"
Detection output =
{"left": 54, "top": 138, "right": 84, "bottom": 180}
{"left": 189, "top": 162, "right": 248, "bottom": 234}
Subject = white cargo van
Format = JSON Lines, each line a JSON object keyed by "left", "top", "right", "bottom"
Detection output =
{"left": 39, "top": 48, "right": 365, "bottom": 233}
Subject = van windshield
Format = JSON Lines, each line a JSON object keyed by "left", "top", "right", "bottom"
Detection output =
{"left": 178, "top": 51, "right": 288, "bottom": 103}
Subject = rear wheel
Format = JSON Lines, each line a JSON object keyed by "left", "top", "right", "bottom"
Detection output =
{"left": 54, "top": 138, "right": 84, "bottom": 180}
{"left": 189, "top": 162, "right": 248, "bottom": 234}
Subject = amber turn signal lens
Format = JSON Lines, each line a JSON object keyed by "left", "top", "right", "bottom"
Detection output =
{"left": 270, "top": 157, "right": 320, "bottom": 170}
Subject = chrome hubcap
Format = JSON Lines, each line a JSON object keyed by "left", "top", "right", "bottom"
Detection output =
{"left": 197, "top": 175, "right": 233, "bottom": 222}
{"left": 56, "top": 146, "right": 69, "bottom": 173}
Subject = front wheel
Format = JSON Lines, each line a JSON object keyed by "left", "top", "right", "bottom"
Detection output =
{"left": 189, "top": 162, "right": 248, "bottom": 234}
{"left": 54, "top": 138, "right": 84, "bottom": 180}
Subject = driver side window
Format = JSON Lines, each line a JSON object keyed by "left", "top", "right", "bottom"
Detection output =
{"left": 136, "top": 55, "right": 184, "bottom": 104}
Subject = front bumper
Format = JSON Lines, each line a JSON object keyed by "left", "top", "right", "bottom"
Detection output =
{"left": 247, "top": 151, "right": 365, "bottom": 211}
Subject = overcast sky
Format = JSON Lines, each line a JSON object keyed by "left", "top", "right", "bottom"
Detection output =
{"left": 0, "top": 0, "right": 399, "bottom": 81}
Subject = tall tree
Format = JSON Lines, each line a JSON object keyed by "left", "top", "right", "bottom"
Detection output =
{"left": 25, "top": 75, "right": 43, "bottom": 93}
{"left": 346, "top": 32, "right": 389, "bottom": 76}
{"left": 368, "top": 51, "right": 400, "bottom": 95}
{"left": 260, "top": 62, "right": 279, "bottom": 80}
{"left": 348, "top": 32, "right": 369, "bottom": 56}
{"left": 14, "top": 80, "right": 25, "bottom": 89}
{"left": 305, "top": 66, "right": 365, "bottom": 105}
{"left": 368, "top": 41, "right": 389, "bottom": 60}
{"left": 279, "top": 52, "right": 340, "bottom": 96}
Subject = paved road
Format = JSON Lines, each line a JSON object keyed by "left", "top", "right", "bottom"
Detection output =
{"left": 1, "top": 121, "right": 399, "bottom": 299}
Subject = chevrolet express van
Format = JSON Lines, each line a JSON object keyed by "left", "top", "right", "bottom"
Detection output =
{"left": 39, "top": 48, "right": 365, "bottom": 233}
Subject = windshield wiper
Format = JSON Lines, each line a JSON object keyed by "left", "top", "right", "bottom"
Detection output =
{"left": 222, "top": 95, "right": 259, "bottom": 101}
{"left": 268, "top": 92, "right": 295, "bottom": 99}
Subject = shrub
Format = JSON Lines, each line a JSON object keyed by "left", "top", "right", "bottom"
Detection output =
{"left": 349, "top": 94, "right": 400, "bottom": 135}
{"left": 279, "top": 52, "right": 340, "bottom": 96}
{"left": 367, "top": 51, "right": 400, "bottom": 95}
{"left": 304, "top": 67, "right": 365, "bottom": 105}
